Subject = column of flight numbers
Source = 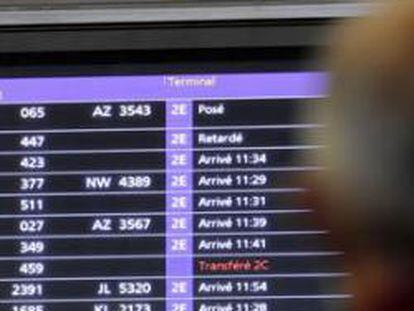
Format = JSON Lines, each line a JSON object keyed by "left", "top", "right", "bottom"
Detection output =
{"left": 12, "top": 105, "right": 48, "bottom": 311}
{"left": 84, "top": 101, "right": 166, "bottom": 311}
{"left": 1, "top": 102, "right": 169, "bottom": 311}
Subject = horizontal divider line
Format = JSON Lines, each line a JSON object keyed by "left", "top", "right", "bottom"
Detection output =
{"left": 0, "top": 188, "right": 306, "bottom": 198}
{"left": 0, "top": 94, "right": 325, "bottom": 105}
{"left": 0, "top": 123, "right": 324, "bottom": 134}
{"left": 0, "top": 145, "right": 325, "bottom": 156}
{"left": 0, "top": 209, "right": 313, "bottom": 219}
{"left": 0, "top": 166, "right": 323, "bottom": 177}
{"left": 0, "top": 251, "right": 344, "bottom": 261}
{"left": 0, "top": 294, "right": 353, "bottom": 304}
{"left": 0, "top": 230, "right": 329, "bottom": 240}
{"left": 0, "top": 273, "right": 351, "bottom": 283}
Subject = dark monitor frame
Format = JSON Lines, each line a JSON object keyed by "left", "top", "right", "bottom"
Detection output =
{"left": 0, "top": 19, "right": 333, "bottom": 77}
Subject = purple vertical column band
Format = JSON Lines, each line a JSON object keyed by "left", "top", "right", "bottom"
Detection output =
{"left": 166, "top": 100, "right": 194, "bottom": 311}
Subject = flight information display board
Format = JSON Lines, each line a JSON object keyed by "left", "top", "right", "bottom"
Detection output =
{"left": 0, "top": 72, "right": 350, "bottom": 311}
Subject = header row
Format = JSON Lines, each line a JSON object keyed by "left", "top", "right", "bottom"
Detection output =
{"left": 0, "top": 72, "right": 327, "bottom": 103}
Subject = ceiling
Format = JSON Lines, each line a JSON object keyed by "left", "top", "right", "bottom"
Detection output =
{"left": 0, "top": 0, "right": 375, "bottom": 26}
{"left": 0, "top": 0, "right": 368, "bottom": 10}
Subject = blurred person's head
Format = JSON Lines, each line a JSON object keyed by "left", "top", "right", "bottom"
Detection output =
{"left": 306, "top": 1, "right": 414, "bottom": 310}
